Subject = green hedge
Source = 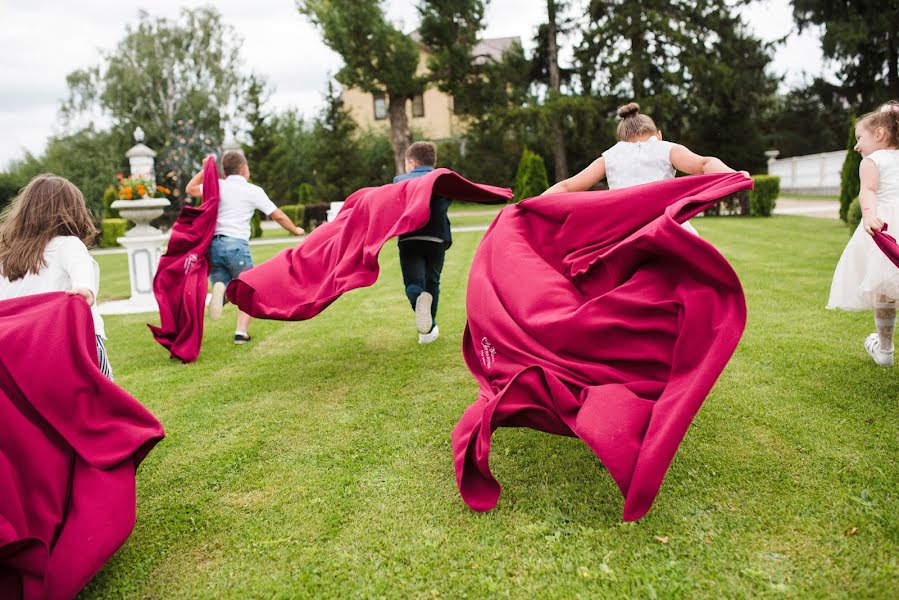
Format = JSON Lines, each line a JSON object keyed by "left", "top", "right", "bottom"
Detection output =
{"left": 250, "top": 210, "right": 263, "bottom": 239}
{"left": 99, "top": 218, "right": 127, "bottom": 248}
{"left": 513, "top": 148, "right": 549, "bottom": 202}
{"left": 750, "top": 175, "right": 779, "bottom": 217}
{"left": 280, "top": 204, "right": 305, "bottom": 226}
{"left": 847, "top": 197, "right": 862, "bottom": 234}
{"left": 839, "top": 119, "right": 861, "bottom": 223}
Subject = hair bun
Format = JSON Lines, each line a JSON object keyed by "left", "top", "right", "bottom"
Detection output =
{"left": 617, "top": 102, "right": 641, "bottom": 119}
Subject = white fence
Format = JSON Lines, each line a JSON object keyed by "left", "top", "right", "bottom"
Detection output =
{"left": 767, "top": 150, "right": 845, "bottom": 195}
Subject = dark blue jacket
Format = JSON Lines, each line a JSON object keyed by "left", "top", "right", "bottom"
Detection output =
{"left": 394, "top": 166, "right": 453, "bottom": 247}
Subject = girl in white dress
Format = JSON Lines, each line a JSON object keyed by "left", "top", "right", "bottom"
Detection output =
{"left": 0, "top": 174, "right": 112, "bottom": 378}
{"left": 542, "top": 102, "right": 747, "bottom": 234}
{"left": 827, "top": 101, "right": 899, "bottom": 367}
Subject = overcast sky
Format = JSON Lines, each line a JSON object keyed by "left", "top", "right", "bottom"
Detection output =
{"left": 0, "top": 0, "right": 828, "bottom": 169}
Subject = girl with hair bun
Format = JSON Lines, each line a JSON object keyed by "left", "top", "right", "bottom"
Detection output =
{"left": 543, "top": 102, "right": 747, "bottom": 233}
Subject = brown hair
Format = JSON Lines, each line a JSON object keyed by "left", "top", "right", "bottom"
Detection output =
{"left": 0, "top": 174, "right": 97, "bottom": 282}
{"left": 616, "top": 102, "right": 658, "bottom": 141}
{"left": 858, "top": 100, "right": 899, "bottom": 148}
{"left": 222, "top": 150, "right": 248, "bottom": 176}
{"left": 405, "top": 141, "right": 437, "bottom": 167}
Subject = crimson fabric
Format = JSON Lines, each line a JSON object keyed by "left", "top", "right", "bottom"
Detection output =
{"left": 873, "top": 224, "right": 899, "bottom": 269}
{"left": 453, "top": 173, "right": 753, "bottom": 522}
{"left": 226, "top": 168, "right": 512, "bottom": 320}
{"left": 0, "top": 293, "right": 164, "bottom": 600}
{"left": 148, "top": 156, "right": 221, "bottom": 363}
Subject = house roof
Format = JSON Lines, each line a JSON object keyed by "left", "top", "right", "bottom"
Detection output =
{"left": 409, "top": 31, "right": 519, "bottom": 64}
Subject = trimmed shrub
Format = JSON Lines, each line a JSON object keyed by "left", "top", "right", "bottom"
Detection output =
{"left": 847, "top": 197, "right": 862, "bottom": 234}
{"left": 251, "top": 210, "right": 263, "bottom": 239}
{"left": 102, "top": 186, "right": 119, "bottom": 219}
{"left": 513, "top": 148, "right": 549, "bottom": 202}
{"left": 297, "top": 183, "right": 315, "bottom": 206}
{"left": 280, "top": 204, "right": 305, "bottom": 226}
{"left": 750, "top": 175, "right": 779, "bottom": 217}
{"left": 99, "top": 218, "right": 127, "bottom": 248}
{"left": 303, "top": 203, "right": 330, "bottom": 231}
{"left": 839, "top": 119, "right": 861, "bottom": 223}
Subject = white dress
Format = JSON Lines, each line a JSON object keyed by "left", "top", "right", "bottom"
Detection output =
{"left": 827, "top": 149, "right": 899, "bottom": 309}
{"left": 602, "top": 137, "right": 699, "bottom": 234}
{"left": 0, "top": 235, "right": 106, "bottom": 337}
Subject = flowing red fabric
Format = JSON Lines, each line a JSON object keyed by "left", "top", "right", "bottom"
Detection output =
{"left": 148, "top": 157, "right": 221, "bottom": 363}
{"left": 453, "top": 173, "right": 753, "bottom": 522}
{"left": 0, "top": 293, "right": 164, "bottom": 600}
{"left": 226, "top": 168, "right": 512, "bottom": 320}
{"left": 873, "top": 224, "right": 899, "bottom": 269}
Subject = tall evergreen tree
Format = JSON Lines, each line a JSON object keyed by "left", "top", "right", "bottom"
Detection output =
{"left": 793, "top": 0, "right": 899, "bottom": 108}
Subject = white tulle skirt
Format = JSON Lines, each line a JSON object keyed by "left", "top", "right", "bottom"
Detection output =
{"left": 827, "top": 202, "right": 899, "bottom": 310}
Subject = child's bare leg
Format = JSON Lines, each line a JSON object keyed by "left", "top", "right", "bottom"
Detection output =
{"left": 874, "top": 294, "right": 896, "bottom": 352}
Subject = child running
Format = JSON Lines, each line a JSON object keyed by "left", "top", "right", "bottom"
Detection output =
{"left": 0, "top": 174, "right": 113, "bottom": 378}
{"left": 542, "top": 102, "right": 746, "bottom": 233}
{"left": 827, "top": 101, "right": 899, "bottom": 367}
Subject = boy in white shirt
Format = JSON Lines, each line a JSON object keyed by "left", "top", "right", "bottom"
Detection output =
{"left": 186, "top": 151, "right": 304, "bottom": 344}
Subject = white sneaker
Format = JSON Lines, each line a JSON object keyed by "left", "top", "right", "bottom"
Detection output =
{"left": 864, "top": 333, "right": 894, "bottom": 367}
{"left": 414, "top": 292, "right": 433, "bottom": 334}
{"left": 208, "top": 282, "right": 226, "bottom": 321}
{"left": 418, "top": 325, "right": 439, "bottom": 345}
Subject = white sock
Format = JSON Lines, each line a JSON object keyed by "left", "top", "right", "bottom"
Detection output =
{"left": 874, "top": 296, "right": 896, "bottom": 353}
{"left": 235, "top": 330, "right": 248, "bottom": 337}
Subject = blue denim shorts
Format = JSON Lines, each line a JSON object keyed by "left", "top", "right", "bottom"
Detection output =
{"left": 209, "top": 235, "right": 253, "bottom": 286}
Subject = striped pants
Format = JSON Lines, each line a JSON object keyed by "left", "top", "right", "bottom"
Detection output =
{"left": 96, "top": 335, "right": 114, "bottom": 380}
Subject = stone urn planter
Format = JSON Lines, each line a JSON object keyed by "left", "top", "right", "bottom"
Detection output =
{"left": 101, "top": 197, "right": 172, "bottom": 315}
{"left": 110, "top": 197, "right": 171, "bottom": 237}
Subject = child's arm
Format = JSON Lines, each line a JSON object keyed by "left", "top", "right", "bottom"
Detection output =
{"left": 670, "top": 145, "right": 745, "bottom": 176}
{"left": 185, "top": 155, "right": 214, "bottom": 197}
{"left": 859, "top": 158, "right": 884, "bottom": 236}
{"left": 542, "top": 157, "right": 606, "bottom": 195}
{"left": 185, "top": 168, "right": 204, "bottom": 198}
{"left": 269, "top": 208, "right": 305, "bottom": 237}
{"left": 58, "top": 238, "right": 99, "bottom": 306}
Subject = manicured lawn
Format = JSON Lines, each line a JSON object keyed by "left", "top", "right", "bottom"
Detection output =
{"left": 84, "top": 215, "right": 896, "bottom": 598}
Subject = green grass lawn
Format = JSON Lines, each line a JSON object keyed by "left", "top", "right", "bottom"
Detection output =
{"left": 83, "top": 215, "right": 897, "bottom": 598}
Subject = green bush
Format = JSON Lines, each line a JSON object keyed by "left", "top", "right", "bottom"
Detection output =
{"left": 280, "top": 204, "right": 305, "bottom": 226}
{"left": 847, "top": 197, "right": 862, "bottom": 233}
{"left": 99, "top": 218, "right": 127, "bottom": 248}
{"left": 513, "top": 149, "right": 549, "bottom": 202}
{"left": 839, "top": 119, "right": 861, "bottom": 223}
{"left": 749, "top": 175, "right": 779, "bottom": 217}
{"left": 250, "top": 210, "right": 263, "bottom": 239}
{"left": 102, "top": 185, "right": 118, "bottom": 219}
{"left": 297, "top": 183, "right": 315, "bottom": 206}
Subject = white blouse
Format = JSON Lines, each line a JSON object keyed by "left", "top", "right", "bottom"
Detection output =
{"left": 0, "top": 235, "right": 106, "bottom": 338}
{"left": 602, "top": 137, "right": 676, "bottom": 190}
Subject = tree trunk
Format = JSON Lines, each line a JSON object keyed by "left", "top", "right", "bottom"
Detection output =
{"left": 629, "top": 7, "right": 646, "bottom": 98}
{"left": 547, "top": 0, "right": 569, "bottom": 181}
{"left": 388, "top": 95, "right": 412, "bottom": 176}
{"left": 888, "top": 27, "right": 898, "bottom": 97}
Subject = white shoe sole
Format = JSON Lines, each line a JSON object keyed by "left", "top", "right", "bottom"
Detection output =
{"left": 415, "top": 292, "right": 433, "bottom": 334}
{"left": 209, "top": 282, "right": 226, "bottom": 321}
{"left": 418, "top": 325, "right": 439, "bottom": 344}
{"left": 864, "top": 333, "right": 894, "bottom": 367}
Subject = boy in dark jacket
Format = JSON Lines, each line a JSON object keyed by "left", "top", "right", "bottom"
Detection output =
{"left": 393, "top": 142, "right": 452, "bottom": 344}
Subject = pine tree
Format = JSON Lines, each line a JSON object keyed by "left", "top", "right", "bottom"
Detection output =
{"left": 839, "top": 119, "right": 862, "bottom": 223}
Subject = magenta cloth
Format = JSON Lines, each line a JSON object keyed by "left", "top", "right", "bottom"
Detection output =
{"left": 453, "top": 173, "right": 753, "bottom": 522}
{"left": 873, "top": 224, "right": 899, "bottom": 269}
{"left": 148, "top": 156, "right": 221, "bottom": 363}
{"left": 0, "top": 293, "right": 164, "bottom": 600}
{"left": 226, "top": 168, "right": 512, "bottom": 320}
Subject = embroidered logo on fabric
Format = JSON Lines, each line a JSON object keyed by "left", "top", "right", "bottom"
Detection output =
{"left": 184, "top": 253, "right": 198, "bottom": 274}
{"left": 480, "top": 337, "right": 496, "bottom": 370}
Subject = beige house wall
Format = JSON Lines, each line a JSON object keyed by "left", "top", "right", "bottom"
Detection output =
{"left": 340, "top": 46, "right": 467, "bottom": 140}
